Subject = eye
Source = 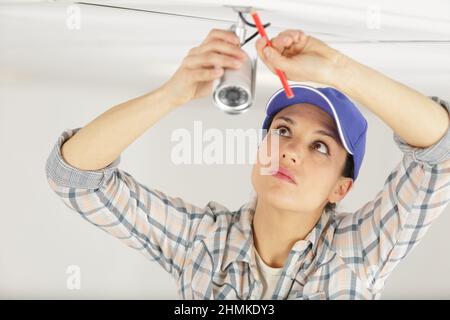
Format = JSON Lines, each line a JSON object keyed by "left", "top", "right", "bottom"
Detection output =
{"left": 272, "top": 125, "right": 291, "bottom": 137}
{"left": 313, "top": 141, "right": 329, "bottom": 155}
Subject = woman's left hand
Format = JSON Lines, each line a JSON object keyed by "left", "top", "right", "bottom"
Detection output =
{"left": 255, "top": 29, "right": 345, "bottom": 85}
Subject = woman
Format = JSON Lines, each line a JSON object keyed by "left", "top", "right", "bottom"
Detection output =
{"left": 45, "top": 29, "right": 450, "bottom": 299}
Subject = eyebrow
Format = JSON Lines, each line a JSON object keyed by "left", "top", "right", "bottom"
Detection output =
{"left": 274, "top": 115, "right": 341, "bottom": 145}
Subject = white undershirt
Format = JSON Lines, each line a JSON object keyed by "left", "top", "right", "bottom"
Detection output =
{"left": 254, "top": 248, "right": 284, "bottom": 299}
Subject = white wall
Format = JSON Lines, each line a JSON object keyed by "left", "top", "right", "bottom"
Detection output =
{"left": 1, "top": 1, "right": 449, "bottom": 299}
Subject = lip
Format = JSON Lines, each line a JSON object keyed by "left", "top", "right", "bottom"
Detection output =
{"left": 270, "top": 167, "right": 297, "bottom": 185}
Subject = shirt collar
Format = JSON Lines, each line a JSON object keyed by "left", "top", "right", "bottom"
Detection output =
{"left": 218, "top": 192, "right": 257, "bottom": 270}
{"left": 220, "top": 192, "right": 335, "bottom": 274}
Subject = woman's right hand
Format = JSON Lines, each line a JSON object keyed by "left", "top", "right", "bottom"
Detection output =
{"left": 255, "top": 29, "right": 343, "bottom": 86}
{"left": 161, "top": 29, "right": 247, "bottom": 106}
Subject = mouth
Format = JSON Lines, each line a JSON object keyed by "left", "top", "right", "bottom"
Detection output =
{"left": 270, "top": 168, "right": 297, "bottom": 185}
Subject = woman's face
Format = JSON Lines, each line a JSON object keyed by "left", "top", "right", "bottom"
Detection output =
{"left": 252, "top": 103, "right": 353, "bottom": 214}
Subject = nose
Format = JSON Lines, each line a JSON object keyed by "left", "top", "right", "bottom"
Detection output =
{"left": 282, "top": 151, "right": 298, "bottom": 164}
{"left": 281, "top": 136, "right": 304, "bottom": 164}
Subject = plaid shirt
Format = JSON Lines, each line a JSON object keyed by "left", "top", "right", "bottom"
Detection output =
{"left": 45, "top": 97, "right": 450, "bottom": 300}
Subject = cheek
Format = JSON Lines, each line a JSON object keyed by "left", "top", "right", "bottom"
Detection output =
{"left": 251, "top": 163, "right": 259, "bottom": 189}
{"left": 291, "top": 157, "right": 338, "bottom": 193}
{"left": 306, "top": 165, "right": 340, "bottom": 195}
{"left": 303, "top": 153, "right": 336, "bottom": 172}
{"left": 251, "top": 161, "right": 272, "bottom": 191}
{"left": 251, "top": 161, "right": 272, "bottom": 190}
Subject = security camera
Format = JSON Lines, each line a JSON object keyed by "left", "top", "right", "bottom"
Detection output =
{"left": 212, "top": 8, "right": 257, "bottom": 115}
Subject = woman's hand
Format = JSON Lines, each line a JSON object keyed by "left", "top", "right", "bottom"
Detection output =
{"left": 255, "top": 29, "right": 344, "bottom": 85}
{"left": 161, "top": 29, "right": 247, "bottom": 106}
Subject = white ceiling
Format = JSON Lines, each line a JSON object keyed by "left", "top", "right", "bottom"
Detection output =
{"left": 69, "top": 0, "right": 450, "bottom": 40}
{"left": 1, "top": 0, "right": 449, "bottom": 93}
{"left": 6, "top": 0, "right": 450, "bottom": 38}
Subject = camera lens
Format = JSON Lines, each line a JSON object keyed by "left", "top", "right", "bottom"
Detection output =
{"left": 218, "top": 86, "right": 249, "bottom": 107}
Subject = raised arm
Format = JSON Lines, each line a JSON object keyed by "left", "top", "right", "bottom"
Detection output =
{"left": 331, "top": 53, "right": 449, "bottom": 148}
{"left": 255, "top": 29, "right": 450, "bottom": 294}
{"left": 45, "top": 29, "right": 246, "bottom": 278}
{"left": 60, "top": 86, "right": 178, "bottom": 171}
{"left": 61, "top": 29, "right": 246, "bottom": 171}
{"left": 255, "top": 30, "right": 449, "bottom": 148}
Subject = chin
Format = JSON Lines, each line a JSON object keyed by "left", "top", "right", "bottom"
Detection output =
{"left": 258, "top": 188, "right": 303, "bottom": 211}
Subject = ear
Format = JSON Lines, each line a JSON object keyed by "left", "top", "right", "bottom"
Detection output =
{"left": 328, "top": 177, "right": 353, "bottom": 204}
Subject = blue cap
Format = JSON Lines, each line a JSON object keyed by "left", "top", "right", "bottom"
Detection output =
{"left": 262, "top": 84, "right": 368, "bottom": 180}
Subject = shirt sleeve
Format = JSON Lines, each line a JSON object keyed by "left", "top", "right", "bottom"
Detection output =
{"left": 45, "top": 127, "right": 208, "bottom": 280}
{"left": 333, "top": 96, "right": 450, "bottom": 293}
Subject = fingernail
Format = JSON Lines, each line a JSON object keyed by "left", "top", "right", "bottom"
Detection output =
{"left": 263, "top": 47, "right": 271, "bottom": 58}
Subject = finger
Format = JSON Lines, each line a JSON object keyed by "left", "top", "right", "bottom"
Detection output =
{"left": 189, "top": 67, "right": 224, "bottom": 82}
{"left": 260, "top": 45, "right": 291, "bottom": 72}
{"left": 277, "top": 30, "right": 302, "bottom": 44}
{"left": 201, "top": 28, "right": 240, "bottom": 46}
{"left": 255, "top": 37, "right": 265, "bottom": 55}
{"left": 255, "top": 36, "right": 287, "bottom": 60}
{"left": 272, "top": 35, "right": 293, "bottom": 52}
{"left": 255, "top": 37, "right": 275, "bottom": 59}
{"left": 197, "top": 39, "right": 246, "bottom": 61}
{"left": 184, "top": 52, "right": 243, "bottom": 70}
{"left": 272, "top": 30, "right": 304, "bottom": 52}
{"left": 254, "top": 30, "right": 304, "bottom": 52}
{"left": 254, "top": 38, "right": 276, "bottom": 73}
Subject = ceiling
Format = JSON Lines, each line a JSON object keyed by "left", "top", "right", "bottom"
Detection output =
{"left": 1, "top": 0, "right": 449, "bottom": 92}
{"left": 11, "top": 0, "right": 450, "bottom": 41}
